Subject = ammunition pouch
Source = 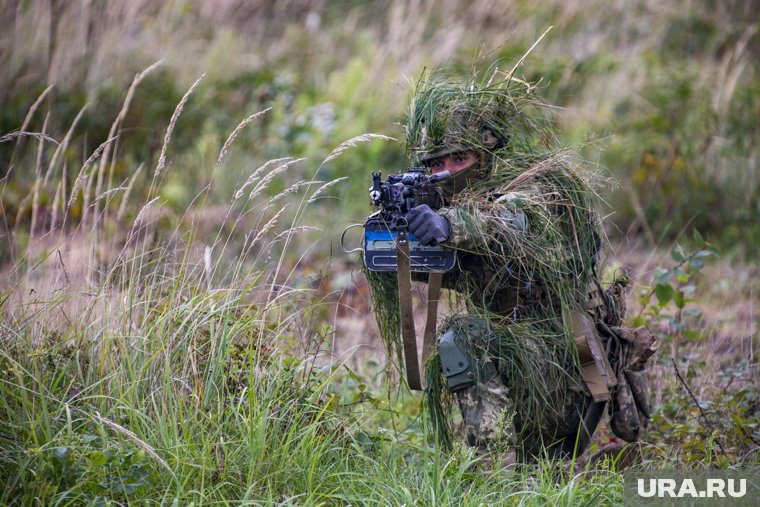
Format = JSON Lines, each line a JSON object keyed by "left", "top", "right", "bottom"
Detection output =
{"left": 585, "top": 273, "right": 657, "bottom": 443}
{"left": 608, "top": 326, "right": 658, "bottom": 442}
{"left": 569, "top": 311, "right": 618, "bottom": 402}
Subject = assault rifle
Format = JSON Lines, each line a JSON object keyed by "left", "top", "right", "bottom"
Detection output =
{"left": 338, "top": 167, "right": 455, "bottom": 391}
{"left": 362, "top": 167, "right": 455, "bottom": 272}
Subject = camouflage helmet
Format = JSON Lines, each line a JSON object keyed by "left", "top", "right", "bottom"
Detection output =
{"left": 404, "top": 74, "right": 548, "bottom": 165}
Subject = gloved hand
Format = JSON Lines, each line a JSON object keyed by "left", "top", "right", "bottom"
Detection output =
{"left": 405, "top": 204, "right": 450, "bottom": 246}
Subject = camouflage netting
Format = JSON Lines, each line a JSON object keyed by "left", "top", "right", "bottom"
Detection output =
{"left": 366, "top": 72, "right": 607, "bottom": 449}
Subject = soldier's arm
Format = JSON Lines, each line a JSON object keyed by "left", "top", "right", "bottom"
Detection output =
{"left": 438, "top": 192, "right": 531, "bottom": 251}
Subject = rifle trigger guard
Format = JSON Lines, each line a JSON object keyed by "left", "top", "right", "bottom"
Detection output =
{"left": 340, "top": 224, "right": 364, "bottom": 254}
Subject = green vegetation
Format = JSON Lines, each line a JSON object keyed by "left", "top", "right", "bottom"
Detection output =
{"left": 1, "top": 0, "right": 758, "bottom": 504}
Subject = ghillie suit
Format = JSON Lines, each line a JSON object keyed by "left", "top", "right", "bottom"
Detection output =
{"left": 365, "top": 74, "right": 656, "bottom": 459}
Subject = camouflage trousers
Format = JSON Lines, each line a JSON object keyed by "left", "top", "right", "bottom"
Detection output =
{"left": 454, "top": 372, "right": 589, "bottom": 457}
{"left": 441, "top": 314, "right": 590, "bottom": 457}
{"left": 456, "top": 374, "right": 515, "bottom": 452}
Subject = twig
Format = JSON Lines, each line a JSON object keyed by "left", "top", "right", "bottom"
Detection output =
{"left": 721, "top": 374, "right": 735, "bottom": 394}
{"left": 505, "top": 26, "right": 553, "bottom": 82}
{"left": 671, "top": 358, "right": 731, "bottom": 463}
{"left": 56, "top": 249, "right": 70, "bottom": 284}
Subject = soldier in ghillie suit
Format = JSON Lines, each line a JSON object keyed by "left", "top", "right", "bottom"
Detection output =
{"left": 365, "top": 73, "right": 657, "bottom": 461}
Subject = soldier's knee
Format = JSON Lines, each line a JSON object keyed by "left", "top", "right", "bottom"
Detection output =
{"left": 438, "top": 327, "right": 497, "bottom": 393}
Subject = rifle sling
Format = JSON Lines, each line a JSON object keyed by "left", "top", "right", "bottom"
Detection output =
{"left": 422, "top": 272, "right": 442, "bottom": 368}
{"left": 396, "top": 227, "right": 422, "bottom": 391}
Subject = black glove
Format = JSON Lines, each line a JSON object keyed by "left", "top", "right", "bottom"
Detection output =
{"left": 405, "top": 204, "right": 450, "bottom": 246}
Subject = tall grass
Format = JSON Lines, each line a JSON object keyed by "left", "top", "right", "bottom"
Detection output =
{"left": 0, "top": 59, "right": 637, "bottom": 505}
{"left": 1, "top": 64, "right": 330, "bottom": 502}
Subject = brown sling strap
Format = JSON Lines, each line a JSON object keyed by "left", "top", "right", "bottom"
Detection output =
{"left": 422, "top": 272, "right": 443, "bottom": 367}
{"left": 396, "top": 226, "right": 422, "bottom": 391}
{"left": 396, "top": 224, "right": 444, "bottom": 392}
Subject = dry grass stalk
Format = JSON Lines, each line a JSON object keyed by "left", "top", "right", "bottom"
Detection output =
{"left": 217, "top": 107, "right": 272, "bottom": 165}
{"left": 234, "top": 157, "right": 293, "bottom": 200}
{"left": 92, "top": 187, "right": 129, "bottom": 206}
{"left": 132, "top": 196, "right": 161, "bottom": 227}
{"left": 67, "top": 136, "right": 119, "bottom": 209}
{"left": 248, "top": 158, "right": 307, "bottom": 202}
{"left": 19, "top": 83, "right": 55, "bottom": 133}
{"left": 117, "top": 163, "right": 145, "bottom": 222}
{"left": 321, "top": 133, "right": 395, "bottom": 165}
{"left": 306, "top": 176, "right": 348, "bottom": 203}
{"left": 94, "top": 61, "right": 163, "bottom": 219}
{"left": 0, "top": 131, "right": 59, "bottom": 145}
{"left": 81, "top": 166, "right": 98, "bottom": 229}
{"left": 497, "top": 158, "right": 559, "bottom": 195}
{"left": 44, "top": 104, "right": 89, "bottom": 185}
{"left": 59, "top": 164, "right": 67, "bottom": 226}
{"left": 204, "top": 246, "right": 212, "bottom": 287}
{"left": 504, "top": 26, "right": 553, "bottom": 83}
{"left": 250, "top": 206, "right": 289, "bottom": 246}
{"left": 268, "top": 180, "right": 323, "bottom": 204}
{"left": 273, "top": 226, "right": 320, "bottom": 240}
{"left": 155, "top": 73, "right": 206, "bottom": 179}
{"left": 86, "top": 410, "right": 175, "bottom": 479}
{"left": 30, "top": 113, "right": 51, "bottom": 236}
{"left": 50, "top": 180, "right": 63, "bottom": 233}
{"left": 126, "top": 196, "right": 161, "bottom": 245}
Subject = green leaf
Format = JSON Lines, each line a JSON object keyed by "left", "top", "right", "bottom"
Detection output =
{"left": 683, "top": 330, "right": 701, "bottom": 340}
{"left": 671, "top": 243, "right": 686, "bottom": 262}
{"left": 345, "top": 366, "right": 362, "bottom": 385}
{"left": 676, "top": 273, "right": 690, "bottom": 283}
{"left": 354, "top": 430, "right": 373, "bottom": 447}
{"left": 688, "top": 257, "right": 704, "bottom": 270}
{"left": 655, "top": 283, "right": 674, "bottom": 305}
{"left": 692, "top": 229, "right": 705, "bottom": 247}
{"left": 87, "top": 451, "right": 108, "bottom": 467}
{"left": 51, "top": 447, "right": 72, "bottom": 466}
{"left": 674, "top": 290, "right": 685, "bottom": 309}
{"left": 654, "top": 268, "right": 671, "bottom": 284}
{"left": 325, "top": 394, "right": 340, "bottom": 411}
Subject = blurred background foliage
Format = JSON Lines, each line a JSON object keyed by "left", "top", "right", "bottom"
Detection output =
{"left": 1, "top": 0, "right": 759, "bottom": 256}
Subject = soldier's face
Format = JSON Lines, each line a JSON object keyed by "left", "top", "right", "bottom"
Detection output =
{"left": 426, "top": 151, "right": 478, "bottom": 175}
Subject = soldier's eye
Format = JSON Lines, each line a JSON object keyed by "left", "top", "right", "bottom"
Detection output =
{"left": 429, "top": 159, "right": 444, "bottom": 169}
{"left": 453, "top": 153, "right": 466, "bottom": 163}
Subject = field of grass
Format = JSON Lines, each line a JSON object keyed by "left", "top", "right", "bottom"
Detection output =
{"left": 1, "top": 1, "right": 758, "bottom": 505}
